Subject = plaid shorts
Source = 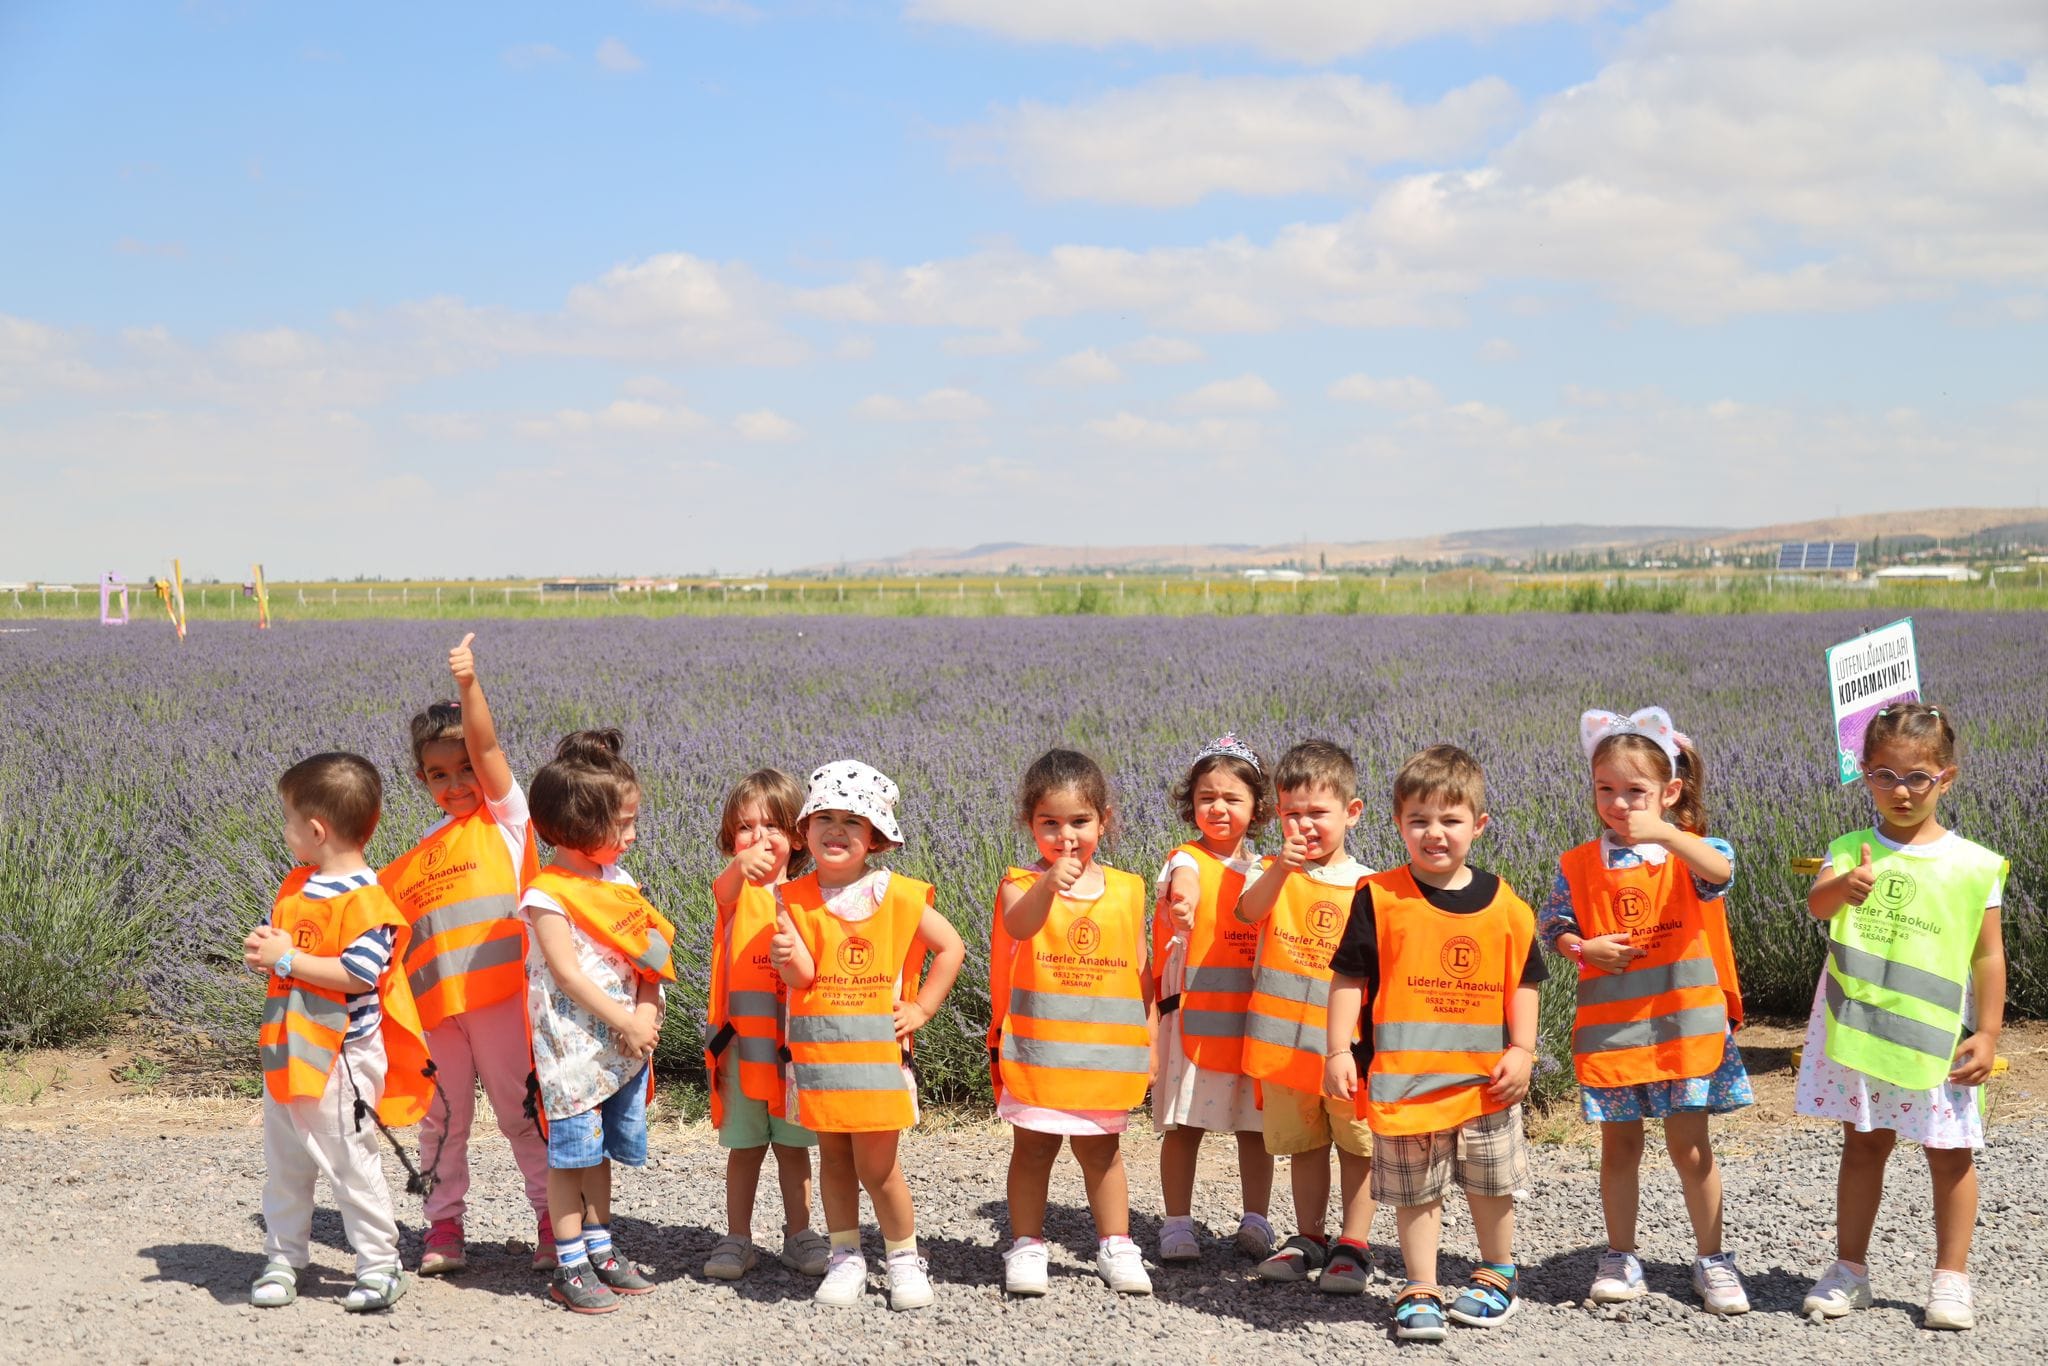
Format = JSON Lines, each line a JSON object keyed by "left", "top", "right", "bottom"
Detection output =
{"left": 1369, "top": 1105, "right": 1528, "bottom": 1208}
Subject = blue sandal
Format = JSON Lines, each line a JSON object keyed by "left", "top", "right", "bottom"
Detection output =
{"left": 1447, "top": 1265, "right": 1519, "bottom": 1327}
{"left": 1394, "top": 1285, "right": 1448, "bottom": 1342}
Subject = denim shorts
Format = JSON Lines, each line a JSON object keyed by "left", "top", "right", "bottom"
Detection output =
{"left": 548, "top": 1066, "right": 649, "bottom": 1170}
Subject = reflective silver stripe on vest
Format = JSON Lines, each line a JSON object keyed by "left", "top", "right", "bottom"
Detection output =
{"left": 1575, "top": 956, "right": 1720, "bottom": 1007}
{"left": 1001, "top": 1034, "right": 1150, "bottom": 1073}
{"left": 1181, "top": 1007, "right": 1248, "bottom": 1038}
{"left": 1828, "top": 938, "right": 1965, "bottom": 1015}
{"left": 1008, "top": 988, "right": 1147, "bottom": 1028}
{"left": 1573, "top": 1003, "right": 1726, "bottom": 1055}
{"left": 408, "top": 934, "right": 526, "bottom": 1001}
{"left": 1244, "top": 1010, "right": 1318, "bottom": 1052}
{"left": 1374, "top": 1020, "right": 1507, "bottom": 1054}
{"left": 727, "top": 989, "right": 781, "bottom": 1020}
{"left": 637, "top": 927, "right": 672, "bottom": 974}
{"left": 1186, "top": 966, "right": 1256, "bottom": 996}
{"left": 1825, "top": 973, "right": 1959, "bottom": 1062}
{"left": 792, "top": 1062, "right": 906, "bottom": 1093}
{"left": 406, "top": 893, "right": 520, "bottom": 962}
{"left": 263, "top": 987, "right": 349, "bottom": 1033}
{"left": 1367, "top": 1070, "right": 1488, "bottom": 1102}
{"left": 734, "top": 1036, "right": 783, "bottom": 1065}
{"left": 1252, "top": 964, "right": 1329, "bottom": 1008}
{"left": 788, "top": 1014, "right": 900, "bottom": 1045}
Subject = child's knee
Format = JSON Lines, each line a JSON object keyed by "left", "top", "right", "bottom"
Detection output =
{"left": 1842, "top": 1127, "right": 1897, "bottom": 1161}
{"left": 1012, "top": 1128, "right": 1065, "bottom": 1165}
{"left": 1925, "top": 1145, "right": 1975, "bottom": 1176}
{"left": 1600, "top": 1121, "right": 1646, "bottom": 1160}
{"left": 1070, "top": 1134, "right": 1122, "bottom": 1174}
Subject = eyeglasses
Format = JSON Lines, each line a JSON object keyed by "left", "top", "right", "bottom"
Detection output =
{"left": 1862, "top": 767, "right": 1950, "bottom": 794}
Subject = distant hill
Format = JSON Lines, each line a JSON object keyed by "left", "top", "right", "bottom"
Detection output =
{"left": 816, "top": 507, "right": 2045, "bottom": 574}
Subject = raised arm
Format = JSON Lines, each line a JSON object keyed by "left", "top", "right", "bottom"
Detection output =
{"left": 449, "top": 633, "right": 516, "bottom": 804}
{"left": 1808, "top": 843, "right": 1876, "bottom": 921}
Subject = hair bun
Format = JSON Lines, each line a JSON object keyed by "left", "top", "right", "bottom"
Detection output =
{"left": 553, "top": 727, "right": 627, "bottom": 766}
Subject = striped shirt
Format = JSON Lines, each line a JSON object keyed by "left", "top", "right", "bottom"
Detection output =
{"left": 302, "top": 871, "right": 396, "bottom": 1042}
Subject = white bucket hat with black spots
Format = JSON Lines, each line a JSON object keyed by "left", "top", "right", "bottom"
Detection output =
{"left": 798, "top": 759, "right": 904, "bottom": 847}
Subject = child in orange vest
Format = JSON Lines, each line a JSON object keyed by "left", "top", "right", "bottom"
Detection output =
{"left": 379, "top": 634, "right": 551, "bottom": 1276}
{"left": 702, "top": 768, "right": 826, "bottom": 1282}
{"left": 1152, "top": 733, "right": 1278, "bottom": 1263}
{"left": 770, "top": 760, "right": 966, "bottom": 1311}
{"left": 1543, "top": 708, "right": 1751, "bottom": 1315}
{"left": 245, "top": 752, "right": 434, "bottom": 1314}
{"left": 1325, "top": 745, "right": 1544, "bottom": 1343}
{"left": 1233, "top": 740, "right": 1379, "bottom": 1292}
{"left": 991, "top": 749, "right": 1154, "bottom": 1298}
{"left": 521, "top": 731, "right": 675, "bottom": 1314}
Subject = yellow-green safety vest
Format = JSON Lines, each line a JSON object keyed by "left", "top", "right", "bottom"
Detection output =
{"left": 1821, "top": 830, "right": 2007, "bottom": 1090}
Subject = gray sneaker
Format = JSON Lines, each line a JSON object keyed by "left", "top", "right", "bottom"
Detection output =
{"left": 591, "top": 1249, "right": 655, "bottom": 1295}
{"left": 550, "top": 1260, "right": 621, "bottom": 1314}
{"left": 1318, "top": 1242, "right": 1371, "bottom": 1295}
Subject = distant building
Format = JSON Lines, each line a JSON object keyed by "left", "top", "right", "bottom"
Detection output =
{"left": 539, "top": 578, "right": 618, "bottom": 594}
{"left": 1872, "top": 564, "right": 1978, "bottom": 582}
{"left": 617, "top": 577, "right": 680, "bottom": 593}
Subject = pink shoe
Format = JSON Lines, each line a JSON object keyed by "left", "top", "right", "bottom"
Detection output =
{"left": 532, "top": 1213, "right": 556, "bottom": 1272}
{"left": 419, "top": 1218, "right": 466, "bottom": 1276}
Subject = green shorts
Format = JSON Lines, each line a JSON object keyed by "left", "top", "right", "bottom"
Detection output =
{"left": 717, "top": 1056, "right": 816, "bottom": 1151}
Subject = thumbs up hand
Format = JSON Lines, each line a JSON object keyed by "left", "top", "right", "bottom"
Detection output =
{"left": 1277, "top": 819, "right": 1312, "bottom": 871}
{"left": 769, "top": 909, "right": 800, "bottom": 970}
{"left": 448, "top": 633, "right": 478, "bottom": 686}
{"left": 1843, "top": 843, "right": 1878, "bottom": 906}
{"left": 736, "top": 840, "right": 781, "bottom": 886}
{"left": 1047, "top": 838, "right": 1084, "bottom": 894}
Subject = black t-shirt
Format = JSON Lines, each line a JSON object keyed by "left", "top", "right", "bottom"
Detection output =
{"left": 1329, "top": 868, "right": 1548, "bottom": 1069}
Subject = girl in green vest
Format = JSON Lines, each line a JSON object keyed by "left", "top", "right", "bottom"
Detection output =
{"left": 1795, "top": 703, "right": 2008, "bottom": 1333}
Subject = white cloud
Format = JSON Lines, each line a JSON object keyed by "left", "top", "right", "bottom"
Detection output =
{"left": 1478, "top": 337, "right": 1521, "bottom": 363}
{"left": 1328, "top": 373, "right": 1441, "bottom": 410}
{"left": 1182, "top": 373, "right": 1281, "bottom": 412}
{"left": 961, "top": 73, "right": 1518, "bottom": 206}
{"left": 595, "top": 38, "right": 645, "bottom": 73}
{"left": 649, "top": 0, "right": 762, "bottom": 17}
{"left": 906, "top": 0, "right": 1611, "bottom": 62}
{"left": 620, "top": 375, "right": 679, "bottom": 398}
{"left": 733, "top": 408, "right": 801, "bottom": 442}
{"left": 502, "top": 42, "right": 565, "bottom": 69}
{"left": 406, "top": 412, "right": 488, "bottom": 442}
{"left": 854, "top": 387, "right": 992, "bottom": 421}
{"left": 1048, "top": 347, "right": 1122, "bottom": 385}
{"left": 1085, "top": 411, "right": 1265, "bottom": 453}
{"left": 941, "top": 327, "right": 1037, "bottom": 356}
{"left": 835, "top": 334, "right": 877, "bottom": 359}
{"left": 520, "top": 398, "right": 708, "bottom": 439}
{"left": 1123, "top": 335, "right": 1205, "bottom": 365}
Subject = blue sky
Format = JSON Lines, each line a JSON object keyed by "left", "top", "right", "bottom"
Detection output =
{"left": 2, "top": 1, "right": 2043, "bottom": 580}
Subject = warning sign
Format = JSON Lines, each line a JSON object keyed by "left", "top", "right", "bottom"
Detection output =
{"left": 1825, "top": 618, "right": 1920, "bottom": 785}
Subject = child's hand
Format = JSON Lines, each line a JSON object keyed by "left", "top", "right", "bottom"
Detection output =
{"left": 1949, "top": 1031, "right": 1998, "bottom": 1086}
{"left": 616, "top": 1008, "right": 660, "bottom": 1059}
{"left": 1841, "top": 844, "right": 1878, "bottom": 906}
{"left": 1486, "top": 1044, "right": 1533, "bottom": 1104}
{"left": 1163, "top": 887, "right": 1196, "bottom": 937}
{"left": 1047, "top": 840, "right": 1083, "bottom": 895}
{"left": 243, "top": 925, "right": 290, "bottom": 972}
{"left": 736, "top": 841, "right": 780, "bottom": 886}
{"left": 769, "top": 920, "right": 798, "bottom": 970}
{"left": 1277, "top": 820, "right": 1311, "bottom": 871}
{"left": 1580, "top": 932, "right": 1644, "bottom": 974}
{"left": 1616, "top": 806, "right": 1675, "bottom": 847}
{"left": 892, "top": 999, "right": 930, "bottom": 1042}
{"left": 1324, "top": 1050, "right": 1359, "bottom": 1100}
{"left": 448, "top": 632, "right": 478, "bottom": 687}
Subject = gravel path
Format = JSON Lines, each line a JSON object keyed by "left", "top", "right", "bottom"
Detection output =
{"left": 3, "top": 1107, "right": 2043, "bottom": 1364}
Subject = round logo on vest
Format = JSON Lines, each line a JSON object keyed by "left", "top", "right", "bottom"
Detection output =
{"left": 291, "top": 920, "right": 322, "bottom": 950}
{"left": 1614, "top": 888, "right": 1651, "bottom": 927}
{"left": 1066, "top": 917, "right": 1102, "bottom": 957}
{"left": 1870, "top": 868, "right": 1917, "bottom": 913}
{"left": 838, "top": 936, "right": 877, "bottom": 974}
{"left": 1440, "top": 935, "right": 1481, "bottom": 980}
{"left": 1308, "top": 900, "right": 1343, "bottom": 940}
{"left": 422, "top": 844, "right": 447, "bottom": 872}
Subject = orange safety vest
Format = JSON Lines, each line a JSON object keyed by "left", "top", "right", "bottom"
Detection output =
{"left": 995, "top": 866, "right": 1150, "bottom": 1111}
{"left": 527, "top": 866, "right": 677, "bottom": 1107}
{"left": 985, "top": 870, "right": 1025, "bottom": 1100}
{"left": 707, "top": 881, "right": 789, "bottom": 1126}
{"left": 1362, "top": 868, "right": 1534, "bottom": 1137}
{"left": 1244, "top": 862, "right": 1364, "bottom": 1093}
{"left": 260, "top": 869, "right": 435, "bottom": 1126}
{"left": 379, "top": 806, "right": 539, "bottom": 1031}
{"left": 1153, "top": 842, "right": 1257, "bottom": 1071}
{"left": 783, "top": 871, "right": 933, "bottom": 1133}
{"left": 1560, "top": 841, "right": 1741, "bottom": 1087}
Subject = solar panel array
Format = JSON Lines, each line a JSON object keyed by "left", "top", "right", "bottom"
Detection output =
{"left": 1776, "top": 541, "right": 1860, "bottom": 571}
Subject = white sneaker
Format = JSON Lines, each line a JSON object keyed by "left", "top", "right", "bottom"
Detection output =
{"left": 1925, "top": 1271, "right": 1974, "bottom": 1331}
{"left": 1692, "top": 1253, "right": 1751, "bottom": 1315}
{"left": 1234, "top": 1212, "right": 1275, "bottom": 1259}
{"left": 1589, "top": 1250, "right": 1646, "bottom": 1304}
{"left": 1003, "top": 1239, "right": 1049, "bottom": 1297}
{"left": 1802, "top": 1259, "right": 1874, "bottom": 1318}
{"left": 1157, "top": 1218, "right": 1200, "bottom": 1263}
{"left": 885, "top": 1248, "right": 934, "bottom": 1311}
{"left": 814, "top": 1246, "right": 867, "bottom": 1308}
{"left": 1096, "top": 1237, "right": 1152, "bottom": 1296}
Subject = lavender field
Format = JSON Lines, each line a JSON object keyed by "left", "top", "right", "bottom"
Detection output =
{"left": 1, "top": 614, "right": 2040, "bottom": 1105}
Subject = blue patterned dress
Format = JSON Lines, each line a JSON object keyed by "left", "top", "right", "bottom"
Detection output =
{"left": 1539, "top": 834, "right": 1754, "bottom": 1122}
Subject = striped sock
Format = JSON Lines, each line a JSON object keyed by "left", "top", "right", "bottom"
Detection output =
{"left": 554, "top": 1234, "right": 587, "bottom": 1267}
{"left": 584, "top": 1224, "right": 613, "bottom": 1261}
